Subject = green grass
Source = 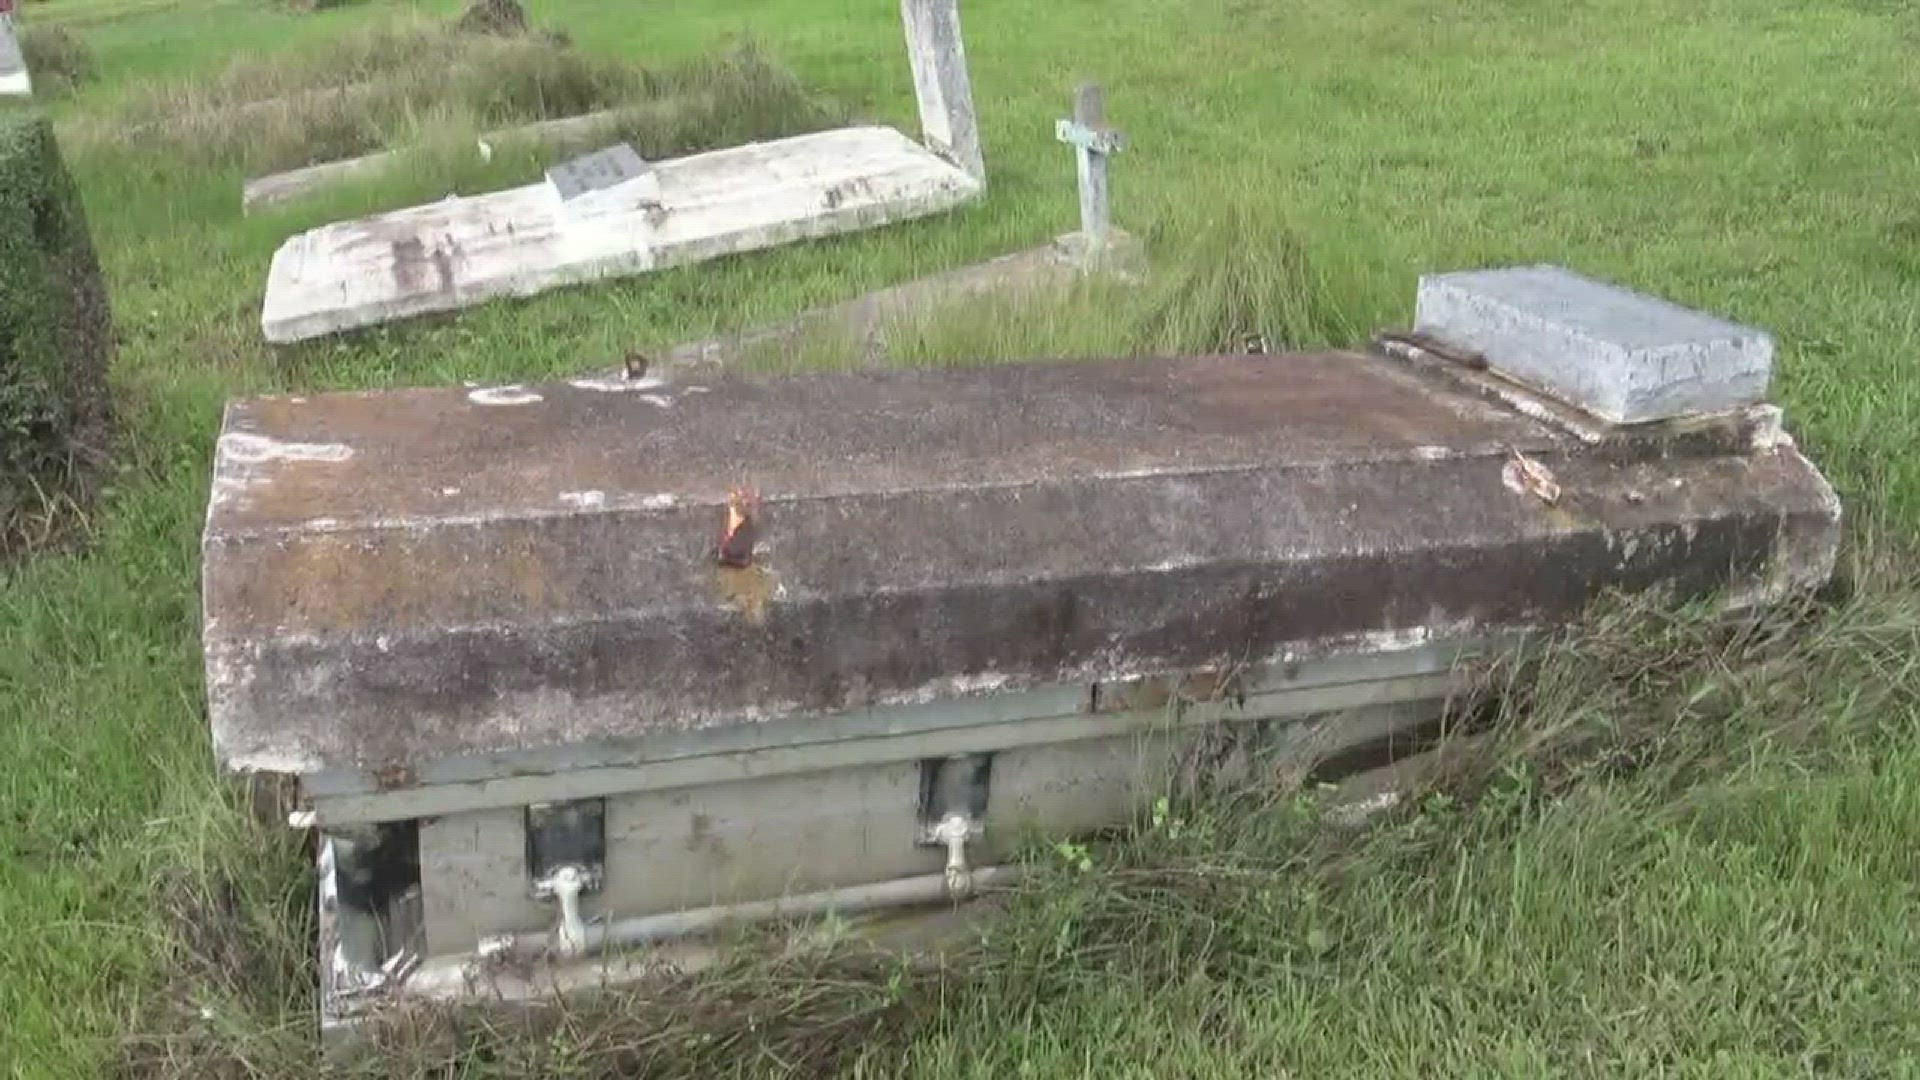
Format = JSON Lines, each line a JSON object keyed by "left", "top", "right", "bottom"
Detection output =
{"left": 4, "top": 0, "right": 1920, "bottom": 1074}
{"left": 67, "top": 19, "right": 842, "bottom": 178}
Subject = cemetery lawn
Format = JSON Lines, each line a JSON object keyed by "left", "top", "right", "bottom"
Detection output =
{"left": 5, "top": 0, "right": 1920, "bottom": 1075}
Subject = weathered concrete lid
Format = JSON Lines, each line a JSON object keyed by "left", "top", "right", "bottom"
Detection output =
{"left": 202, "top": 350, "right": 1839, "bottom": 777}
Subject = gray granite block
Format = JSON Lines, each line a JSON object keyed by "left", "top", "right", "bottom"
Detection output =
{"left": 1413, "top": 265, "right": 1772, "bottom": 424}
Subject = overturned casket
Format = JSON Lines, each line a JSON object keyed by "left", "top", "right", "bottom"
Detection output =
{"left": 202, "top": 266, "right": 1838, "bottom": 1031}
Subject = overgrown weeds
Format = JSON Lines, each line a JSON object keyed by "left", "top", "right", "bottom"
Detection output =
{"left": 1469, "top": 562, "right": 1918, "bottom": 808}
{"left": 18, "top": 23, "right": 99, "bottom": 96}
{"left": 112, "top": 772, "right": 314, "bottom": 1077}
{"left": 452, "top": 0, "right": 530, "bottom": 38}
{"left": 64, "top": 20, "right": 837, "bottom": 176}
{"left": 760, "top": 208, "right": 1372, "bottom": 373}
{"left": 1129, "top": 203, "right": 1369, "bottom": 353}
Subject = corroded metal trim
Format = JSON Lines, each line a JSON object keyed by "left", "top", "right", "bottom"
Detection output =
{"left": 305, "top": 642, "right": 1484, "bottom": 826}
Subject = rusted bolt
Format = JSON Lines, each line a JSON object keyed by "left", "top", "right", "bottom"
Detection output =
{"left": 1502, "top": 445, "right": 1562, "bottom": 505}
{"left": 370, "top": 762, "right": 418, "bottom": 792}
{"left": 717, "top": 488, "right": 760, "bottom": 568}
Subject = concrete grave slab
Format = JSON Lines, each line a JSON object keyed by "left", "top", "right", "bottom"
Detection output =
{"left": 902, "top": 0, "right": 983, "bottom": 180}
{"left": 206, "top": 271, "right": 1839, "bottom": 1030}
{"left": 260, "top": 125, "right": 982, "bottom": 343}
{"left": 1414, "top": 265, "right": 1773, "bottom": 424}
{"left": 243, "top": 146, "right": 405, "bottom": 215}
{"left": 260, "top": 0, "right": 988, "bottom": 343}
{"left": 205, "top": 351, "right": 1837, "bottom": 780}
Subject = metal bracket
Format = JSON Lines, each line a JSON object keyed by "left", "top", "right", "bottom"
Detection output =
{"left": 525, "top": 799, "right": 607, "bottom": 959}
{"left": 526, "top": 799, "right": 606, "bottom": 897}
{"left": 915, "top": 753, "right": 991, "bottom": 845}
{"left": 929, "top": 812, "right": 977, "bottom": 897}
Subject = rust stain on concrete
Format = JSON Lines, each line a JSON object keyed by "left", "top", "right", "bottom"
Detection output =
{"left": 716, "top": 564, "right": 779, "bottom": 625}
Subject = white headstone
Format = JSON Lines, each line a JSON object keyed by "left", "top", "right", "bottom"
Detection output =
{"left": 902, "top": 0, "right": 984, "bottom": 183}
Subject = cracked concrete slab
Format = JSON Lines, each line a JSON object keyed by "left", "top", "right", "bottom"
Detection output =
{"left": 202, "top": 348, "right": 1839, "bottom": 778}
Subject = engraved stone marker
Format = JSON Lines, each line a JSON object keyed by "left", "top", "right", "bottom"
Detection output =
{"left": 546, "top": 144, "right": 661, "bottom": 219}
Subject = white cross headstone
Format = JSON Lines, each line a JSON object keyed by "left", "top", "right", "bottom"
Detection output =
{"left": 1055, "top": 84, "right": 1125, "bottom": 251}
{"left": 902, "top": 0, "right": 985, "bottom": 183}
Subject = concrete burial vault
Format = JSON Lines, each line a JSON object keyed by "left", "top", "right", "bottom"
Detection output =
{"left": 259, "top": 0, "right": 987, "bottom": 344}
{"left": 203, "top": 266, "right": 1838, "bottom": 1031}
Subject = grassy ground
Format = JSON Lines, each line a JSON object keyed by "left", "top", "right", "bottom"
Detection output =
{"left": 3, "top": 0, "right": 1920, "bottom": 1074}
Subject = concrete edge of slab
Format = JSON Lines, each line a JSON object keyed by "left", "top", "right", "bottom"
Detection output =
{"left": 1321, "top": 731, "right": 1498, "bottom": 826}
{"left": 0, "top": 15, "right": 24, "bottom": 100}
{"left": 659, "top": 228, "right": 1149, "bottom": 374}
{"left": 242, "top": 109, "right": 629, "bottom": 213}
{"left": 302, "top": 656, "right": 1473, "bottom": 826}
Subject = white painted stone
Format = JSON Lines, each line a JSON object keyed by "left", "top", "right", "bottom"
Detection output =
{"left": 261, "top": 126, "right": 983, "bottom": 344}
{"left": 0, "top": 18, "right": 29, "bottom": 98}
{"left": 466, "top": 385, "right": 542, "bottom": 406}
{"left": 902, "top": 0, "right": 984, "bottom": 181}
{"left": 1414, "top": 265, "right": 1773, "bottom": 424}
